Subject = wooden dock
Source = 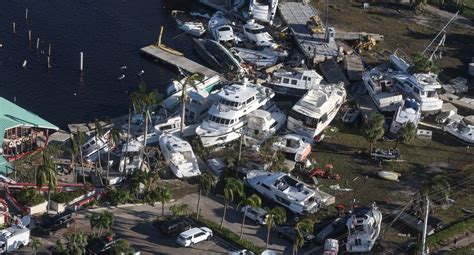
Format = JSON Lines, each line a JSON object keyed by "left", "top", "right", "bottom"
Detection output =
{"left": 140, "top": 45, "right": 226, "bottom": 81}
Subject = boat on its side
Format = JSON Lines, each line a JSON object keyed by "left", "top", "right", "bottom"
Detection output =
{"left": 231, "top": 47, "right": 278, "bottom": 68}
{"left": 265, "top": 69, "right": 323, "bottom": 97}
{"left": 346, "top": 205, "right": 382, "bottom": 253}
{"left": 390, "top": 98, "right": 421, "bottom": 135}
{"left": 159, "top": 134, "right": 201, "bottom": 178}
{"left": 192, "top": 38, "right": 245, "bottom": 76}
{"left": 287, "top": 83, "right": 346, "bottom": 139}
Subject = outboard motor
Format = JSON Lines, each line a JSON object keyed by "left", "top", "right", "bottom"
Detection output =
{"left": 325, "top": 27, "right": 336, "bottom": 43}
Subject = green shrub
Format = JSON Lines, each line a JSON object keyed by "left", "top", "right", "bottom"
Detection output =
{"left": 425, "top": 216, "right": 474, "bottom": 248}
{"left": 16, "top": 188, "right": 46, "bottom": 207}
{"left": 51, "top": 189, "right": 87, "bottom": 203}
{"left": 103, "top": 189, "right": 131, "bottom": 206}
{"left": 191, "top": 215, "right": 264, "bottom": 254}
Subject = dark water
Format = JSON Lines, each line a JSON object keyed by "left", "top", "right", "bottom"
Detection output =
{"left": 0, "top": 0, "right": 204, "bottom": 129}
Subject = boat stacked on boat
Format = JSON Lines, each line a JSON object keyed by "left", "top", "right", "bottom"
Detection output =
{"left": 362, "top": 66, "right": 404, "bottom": 112}
{"left": 287, "top": 83, "right": 346, "bottom": 139}
{"left": 265, "top": 68, "right": 324, "bottom": 96}
{"left": 249, "top": 0, "right": 279, "bottom": 25}
{"left": 390, "top": 98, "right": 421, "bottom": 135}
{"left": 159, "top": 134, "right": 201, "bottom": 178}
{"left": 242, "top": 109, "right": 286, "bottom": 149}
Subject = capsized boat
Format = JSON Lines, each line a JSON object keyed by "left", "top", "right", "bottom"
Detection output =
{"left": 159, "top": 134, "right": 201, "bottom": 178}
{"left": 265, "top": 68, "right": 323, "bottom": 97}
{"left": 377, "top": 170, "right": 401, "bottom": 182}
{"left": 346, "top": 205, "right": 382, "bottom": 253}
{"left": 272, "top": 134, "right": 312, "bottom": 163}
{"left": 443, "top": 119, "right": 474, "bottom": 145}
{"left": 243, "top": 109, "right": 286, "bottom": 149}
{"left": 390, "top": 98, "right": 421, "bottom": 135}
{"left": 82, "top": 130, "right": 110, "bottom": 163}
{"left": 231, "top": 47, "right": 278, "bottom": 68}
{"left": 192, "top": 38, "right": 245, "bottom": 76}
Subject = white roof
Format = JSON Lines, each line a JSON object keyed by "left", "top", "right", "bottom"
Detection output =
{"left": 292, "top": 89, "right": 329, "bottom": 117}
{"left": 218, "top": 83, "right": 259, "bottom": 103}
{"left": 122, "top": 139, "right": 142, "bottom": 153}
{"left": 160, "top": 134, "right": 192, "bottom": 153}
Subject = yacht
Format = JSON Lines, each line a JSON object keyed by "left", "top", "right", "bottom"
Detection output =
{"left": 208, "top": 11, "right": 235, "bottom": 44}
{"left": 245, "top": 171, "right": 321, "bottom": 214}
{"left": 165, "top": 75, "right": 221, "bottom": 110}
{"left": 287, "top": 83, "right": 346, "bottom": 139}
{"left": 172, "top": 10, "right": 206, "bottom": 37}
{"left": 265, "top": 69, "right": 323, "bottom": 97}
{"left": 362, "top": 66, "right": 404, "bottom": 112}
{"left": 272, "top": 134, "right": 312, "bottom": 162}
{"left": 119, "top": 139, "right": 143, "bottom": 174}
{"left": 390, "top": 98, "right": 421, "bottom": 135}
{"left": 243, "top": 19, "right": 278, "bottom": 49}
{"left": 346, "top": 205, "right": 382, "bottom": 253}
{"left": 393, "top": 72, "right": 443, "bottom": 113}
{"left": 82, "top": 130, "right": 110, "bottom": 163}
{"left": 443, "top": 119, "right": 474, "bottom": 145}
{"left": 192, "top": 38, "right": 245, "bottom": 76}
{"left": 185, "top": 89, "right": 219, "bottom": 124}
{"left": 159, "top": 134, "right": 201, "bottom": 178}
{"left": 136, "top": 117, "right": 181, "bottom": 145}
{"left": 243, "top": 109, "right": 286, "bottom": 149}
{"left": 196, "top": 81, "right": 275, "bottom": 147}
{"left": 231, "top": 47, "right": 278, "bottom": 68}
{"left": 249, "top": 0, "right": 278, "bottom": 25}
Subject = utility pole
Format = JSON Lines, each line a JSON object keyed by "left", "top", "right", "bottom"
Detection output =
{"left": 421, "top": 196, "right": 430, "bottom": 255}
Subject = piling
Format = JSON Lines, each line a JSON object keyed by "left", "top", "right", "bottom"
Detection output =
{"left": 12, "top": 22, "right": 16, "bottom": 35}
{"left": 36, "top": 38, "right": 40, "bottom": 51}
{"left": 48, "top": 44, "right": 52, "bottom": 56}
{"left": 47, "top": 56, "right": 51, "bottom": 69}
{"left": 28, "top": 30, "right": 31, "bottom": 44}
{"left": 80, "top": 52, "right": 84, "bottom": 72}
{"left": 25, "top": 8, "right": 28, "bottom": 20}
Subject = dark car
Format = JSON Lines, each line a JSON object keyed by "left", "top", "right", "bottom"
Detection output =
{"left": 159, "top": 217, "right": 194, "bottom": 236}
{"left": 275, "top": 225, "right": 315, "bottom": 246}
{"left": 87, "top": 238, "right": 121, "bottom": 255}
{"left": 39, "top": 210, "right": 74, "bottom": 235}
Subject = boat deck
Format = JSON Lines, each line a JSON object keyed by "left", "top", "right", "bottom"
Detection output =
{"left": 140, "top": 45, "right": 227, "bottom": 81}
{"left": 278, "top": 2, "right": 339, "bottom": 63}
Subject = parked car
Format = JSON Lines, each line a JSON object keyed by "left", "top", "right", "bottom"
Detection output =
{"left": 240, "top": 206, "right": 267, "bottom": 225}
{"left": 159, "top": 217, "right": 194, "bottom": 236}
{"left": 87, "top": 237, "right": 121, "bottom": 255}
{"left": 39, "top": 209, "right": 74, "bottom": 235}
{"left": 229, "top": 249, "right": 255, "bottom": 255}
{"left": 176, "top": 227, "right": 213, "bottom": 247}
{"left": 275, "top": 225, "right": 315, "bottom": 246}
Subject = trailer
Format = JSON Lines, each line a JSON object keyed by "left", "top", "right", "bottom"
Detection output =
{"left": 0, "top": 226, "right": 30, "bottom": 253}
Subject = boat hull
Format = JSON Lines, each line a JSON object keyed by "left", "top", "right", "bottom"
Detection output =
{"left": 263, "top": 83, "right": 309, "bottom": 97}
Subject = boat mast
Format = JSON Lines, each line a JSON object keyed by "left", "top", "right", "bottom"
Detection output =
{"left": 421, "top": 11, "right": 459, "bottom": 61}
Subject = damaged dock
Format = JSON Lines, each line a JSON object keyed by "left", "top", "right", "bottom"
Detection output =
{"left": 140, "top": 45, "right": 227, "bottom": 81}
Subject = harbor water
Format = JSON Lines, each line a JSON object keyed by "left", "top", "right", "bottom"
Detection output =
{"left": 0, "top": 0, "right": 203, "bottom": 128}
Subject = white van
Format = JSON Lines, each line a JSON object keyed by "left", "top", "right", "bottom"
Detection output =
{"left": 176, "top": 227, "right": 213, "bottom": 247}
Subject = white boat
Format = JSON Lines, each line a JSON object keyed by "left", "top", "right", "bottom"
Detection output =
{"left": 287, "top": 83, "right": 346, "bottom": 139}
{"left": 390, "top": 51, "right": 410, "bottom": 73}
{"left": 196, "top": 80, "right": 275, "bottom": 147}
{"left": 272, "top": 134, "right": 312, "bottom": 162}
{"left": 176, "top": 20, "right": 206, "bottom": 37}
{"left": 165, "top": 75, "right": 221, "bottom": 110}
{"left": 119, "top": 139, "right": 143, "bottom": 174}
{"left": 265, "top": 68, "right": 323, "bottom": 97}
{"left": 377, "top": 170, "right": 401, "bottom": 182}
{"left": 249, "top": 0, "right": 278, "bottom": 25}
{"left": 362, "top": 66, "right": 404, "bottom": 112}
{"left": 82, "top": 130, "right": 110, "bottom": 163}
{"left": 243, "top": 19, "right": 278, "bottom": 49}
{"left": 346, "top": 205, "right": 382, "bottom": 253}
{"left": 393, "top": 72, "right": 443, "bottom": 113}
{"left": 208, "top": 11, "right": 235, "bottom": 44}
{"left": 443, "top": 119, "right": 474, "bottom": 145}
{"left": 136, "top": 116, "right": 181, "bottom": 145}
{"left": 159, "top": 134, "right": 201, "bottom": 178}
{"left": 193, "top": 38, "right": 246, "bottom": 76}
{"left": 243, "top": 109, "right": 286, "bottom": 149}
{"left": 231, "top": 47, "right": 278, "bottom": 68}
{"left": 390, "top": 98, "right": 421, "bottom": 135}
{"left": 245, "top": 171, "right": 322, "bottom": 214}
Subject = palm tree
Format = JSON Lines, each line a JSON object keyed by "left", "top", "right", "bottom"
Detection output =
{"left": 31, "top": 237, "right": 42, "bottom": 255}
{"left": 362, "top": 112, "right": 385, "bottom": 152}
{"left": 220, "top": 177, "right": 244, "bottom": 229}
{"left": 66, "top": 231, "right": 88, "bottom": 255}
{"left": 238, "top": 194, "right": 262, "bottom": 239}
{"left": 265, "top": 206, "right": 286, "bottom": 249}
{"left": 94, "top": 119, "right": 104, "bottom": 176}
{"left": 107, "top": 127, "right": 122, "bottom": 181}
{"left": 69, "top": 133, "right": 79, "bottom": 183}
{"left": 158, "top": 187, "right": 172, "bottom": 217}
{"left": 88, "top": 211, "right": 114, "bottom": 237}
{"left": 113, "top": 239, "right": 134, "bottom": 254}
{"left": 77, "top": 128, "right": 86, "bottom": 183}
{"left": 395, "top": 122, "right": 417, "bottom": 149}
{"left": 421, "top": 175, "right": 451, "bottom": 205}
{"left": 37, "top": 151, "right": 57, "bottom": 211}
{"left": 197, "top": 172, "right": 217, "bottom": 219}
{"left": 410, "top": 52, "right": 439, "bottom": 73}
{"left": 293, "top": 218, "right": 313, "bottom": 255}
{"left": 170, "top": 203, "right": 191, "bottom": 219}
{"left": 179, "top": 72, "right": 204, "bottom": 135}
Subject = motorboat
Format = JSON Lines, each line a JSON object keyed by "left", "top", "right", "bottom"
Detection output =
{"left": 82, "top": 130, "right": 110, "bottom": 163}
{"left": 208, "top": 11, "right": 235, "bottom": 44}
{"left": 393, "top": 72, "right": 443, "bottom": 113}
{"left": 443, "top": 119, "right": 474, "bottom": 145}
{"left": 362, "top": 66, "right": 404, "bottom": 112}
{"left": 136, "top": 117, "right": 181, "bottom": 145}
{"left": 231, "top": 47, "right": 278, "bottom": 68}
{"left": 243, "top": 19, "right": 278, "bottom": 49}
{"left": 185, "top": 89, "right": 220, "bottom": 124}
{"left": 370, "top": 148, "right": 401, "bottom": 161}
{"left": 249, "top": 0, "right": 278, "bottom": 25}
{"left": 346, "top": 205, "right": 382, "bottom": 253}
{"left": 118, "top": 139, "right": 143, "bottom": 174}
{"left": 176, "top": 20, "right": 206, "bottom": 37}
{"left": 242, "top": 109, "right": 286, "bottom": 149}
{"left": 245, "top": 171, "right": 321, "bottom": 214}
{"left": 192, "top": 38, "right": 245, "bottom": 76}
{"left": 390, "top": 51, "right": 410, "bottom": 73}
{"left": 196, "top": 80, "right": 275, "bottom": 147}
{"left": 390, "top": 98, "right": 421, "bottom": 135}
{"left": 287, "top": 83, "right": 346, "bottom": 139}
{"left": 342, "top": 107, "right": 360, "bottom": 124}
{"left": 377, "top": 171, "right": 401, "bottom": 182}
{"left": 165, "top": 75, "right": 221, "bottom": 110}
{"left": 159, "top": 134, "right": 201, "bottom": 178}
{"left": 323, "top": 239, "right": 339, "bottom": 255}
{"left": 272, "top": 134, "right": 312, "bottom": 163}
{"left": 265, "top": 68, "right": 323, "bottom": 97}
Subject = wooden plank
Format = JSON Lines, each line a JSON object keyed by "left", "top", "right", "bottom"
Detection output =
{"left": 140, "top": 45, "right": 227, "bottom": 81}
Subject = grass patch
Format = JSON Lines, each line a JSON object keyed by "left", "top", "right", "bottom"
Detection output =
{"left": 191, "top": 215, "right": 265, "bottom": 254}
{"left": 425, "top": 216, "right": 474, "bottom": 249}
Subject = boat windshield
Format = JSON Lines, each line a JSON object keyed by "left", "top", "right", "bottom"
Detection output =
{"left": 208, "top": 115, "right": 234, "bottom": 126}
{"left": 220, "top": 98, "right": 240, "bottom": 107}
{"left": 289, "top": 110, "right": 318, "bottom": 129}
{"left": 219, "top": 26, "right": 231, "bottom": 32}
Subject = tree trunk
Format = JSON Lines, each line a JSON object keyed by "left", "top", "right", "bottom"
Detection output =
{"left": 162, "top": 200, "right": 165, "bottom": 217}
{"left": 293, "top": 242, "right": 297, "bottom": 255}
{"left": 266, "top": 224, "right": 271, "bottom": 250}
{"left": 107, "top": 144, "right": 111, "bottom": 182}
{"left": 124, "top": 103, "right": 132, "bottom": 175}
{"left": 79, "top": 147, "right": 85, "bottom": 184}
{"left": 394, "top": 138, "right": 400, "bottom": 149}
{"left": 196, "top": 189, "right": 202, "bottom": 219}
{"left": 181, "top": 95, "right": 186, "bottom": 135}
{"left": 240, "top": 208, "right": 247, "bottom": 239}
{"left": 96, "top": 136, "right": 102, "bottom": 180}
{"left": 48, "top": 187, "right": 51, "bottom": 212}
{"left": 71, "top": 155, "right": 76, "bottom": 184}
{"left": 220, "top": 202, "right": 228, "bottom": 229}
{"left": 139, "top": 111, "right": 149, "bottom": 171}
